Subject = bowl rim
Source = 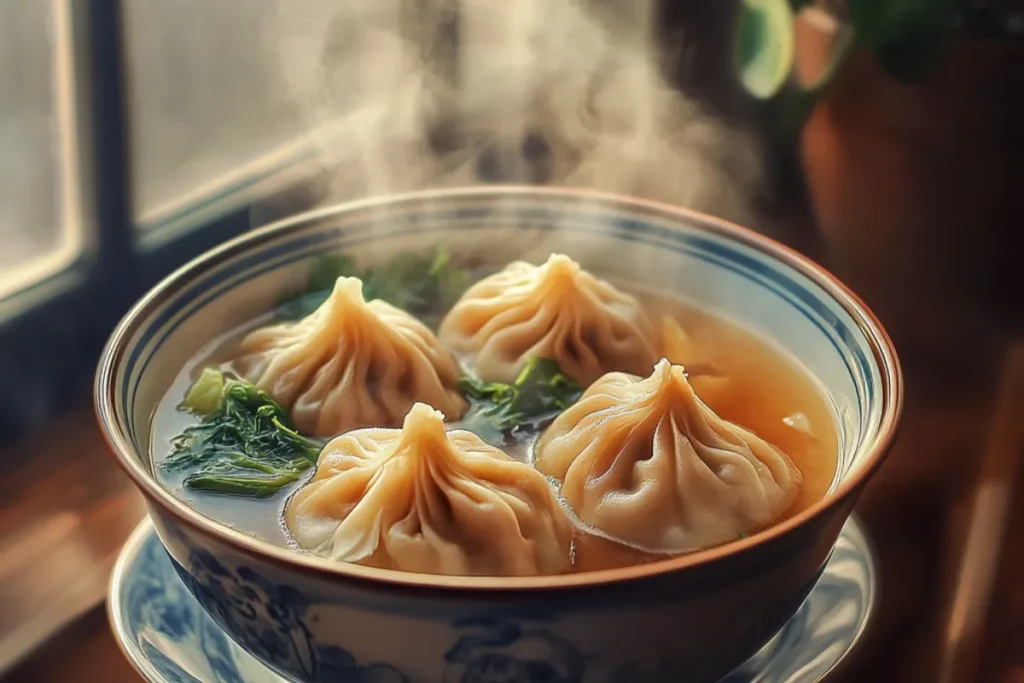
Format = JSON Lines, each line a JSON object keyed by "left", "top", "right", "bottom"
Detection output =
{"left": 95, "top": 185, "right": 903, "bottom": 593}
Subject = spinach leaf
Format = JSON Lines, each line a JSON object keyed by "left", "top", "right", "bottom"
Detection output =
{"left": 458, "top": 358, "right": 583, "bottom": 437}
{"left": 276, "top": 244, "right": 469, "bottom": 320}
{"left": 164, "top": 368, "right": 321, "bottom": 498}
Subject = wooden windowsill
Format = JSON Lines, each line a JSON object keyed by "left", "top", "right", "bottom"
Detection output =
{"left": 0, "top": 408, "right": 146, "bottom": 675}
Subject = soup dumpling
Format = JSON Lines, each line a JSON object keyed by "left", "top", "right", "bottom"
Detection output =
{"left": 438, "top": 254, "right": 658, "bottom": 386}
{"left": 534, "top": 359, "right": 802, "bottom": 553}
{"left": 285, "top": 403, "right": 574, "bottom": 576}
{"left": 233, "top": 277, "right": 467, "bottom": 437}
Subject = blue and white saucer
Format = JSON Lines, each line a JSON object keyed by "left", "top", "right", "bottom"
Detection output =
{"left": 108, "top": 517, "right": 877, "bottom": 683}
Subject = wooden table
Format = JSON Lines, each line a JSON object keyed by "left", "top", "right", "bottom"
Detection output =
{"left": 3, "top": 608, "right": 141, "bottom": 683}
{"left": 0, "top": 410, "right": 147, "bottom": 677}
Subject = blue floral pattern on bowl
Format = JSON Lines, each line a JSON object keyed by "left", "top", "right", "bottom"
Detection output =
{"left": 172, "top": 549, "right": 407, "bottom": 683}
{"left": 443, "top": 618, "right": 585, "bottom": 683}
{"left": 109, "top": 515, "right": 875, "bottom": 683}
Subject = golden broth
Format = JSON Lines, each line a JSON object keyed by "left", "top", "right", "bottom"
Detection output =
{"left": 650, "top": 297, "right": 838, "bottom": 519}
{"left": 151, "top": 290, "right": 838, "bottom": 573}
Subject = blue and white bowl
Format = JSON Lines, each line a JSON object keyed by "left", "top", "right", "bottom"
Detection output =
{"left": 96, "top": 187, "right": 902, "bottom": 683}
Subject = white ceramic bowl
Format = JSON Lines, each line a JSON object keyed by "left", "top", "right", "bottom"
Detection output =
{"left": 96, "top": 187, "right": 902, "bottom": 683}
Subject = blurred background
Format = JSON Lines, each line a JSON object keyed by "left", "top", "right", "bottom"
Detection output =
{"left": 0, "top": 0, "right": 1021, "bottom": 681}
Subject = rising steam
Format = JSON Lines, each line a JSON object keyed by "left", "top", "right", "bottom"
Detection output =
{"left": 268, "top": 0, "right": 763, "bottom": 225}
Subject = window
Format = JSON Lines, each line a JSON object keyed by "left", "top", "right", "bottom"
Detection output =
{"left": 0, "top": 0, "right": 343, "bottom": 444}
{"left": 124, "top": 0, "right": 311, "bottom": 231}
{"left": 0, "top": 2, "right": 80, "bottom": 303}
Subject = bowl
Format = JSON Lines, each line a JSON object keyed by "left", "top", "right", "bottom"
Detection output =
{"left": 96, "top": 186, "right": 902, "bottom": 683}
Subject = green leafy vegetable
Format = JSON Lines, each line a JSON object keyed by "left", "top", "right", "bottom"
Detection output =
{"left": 182, "top": 367, "right": 227, "bottom": 415}
{"left": 164, "top": 369, "right": 321, "bottom": 498}
{"left": 735, "top": 0, "right": 796, "bottom": 100}
{"left": 458, "top": 358, "right": 583, "bottom": 438}
{"left": 276, "top": 244, "right": 470, "bottom": 320}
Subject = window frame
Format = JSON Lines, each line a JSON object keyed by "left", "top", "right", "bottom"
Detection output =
{"left": 0, "top": 0, "right": 318, "bottom": 445}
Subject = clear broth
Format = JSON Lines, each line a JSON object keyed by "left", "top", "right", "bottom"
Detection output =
{"left": 151, "top": 293, "right": 839, "bottom": 572}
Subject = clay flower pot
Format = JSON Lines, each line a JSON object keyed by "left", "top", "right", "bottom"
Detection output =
{"left": 795, "top": 8, "right": 1024, "bottom": 373}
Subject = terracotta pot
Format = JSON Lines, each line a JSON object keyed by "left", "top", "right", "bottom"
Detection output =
{"left": 796, "top": 10, "right": 1024, "bottom": 380}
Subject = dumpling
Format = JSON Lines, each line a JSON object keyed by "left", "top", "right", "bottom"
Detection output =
{"left": 534, "top": 359, "right": 802, "bottom": 553}
{"left": 285, "top": 403, "right": 574, "bottom": 576}
{"left": 438, "top": 253, "right": 658, "bottom": 386}
{"left": 232, "top": 277, "right": 466, "bottom": 437}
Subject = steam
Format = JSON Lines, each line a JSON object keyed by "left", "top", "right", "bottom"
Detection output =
{"left": 266, "top": 0, "right": 763, "bottom": 225}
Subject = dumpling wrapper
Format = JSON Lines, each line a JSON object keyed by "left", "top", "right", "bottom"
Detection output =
{"left": 285, "top": 403, "right": 575, "bottom": 576}
{"left": 438, "top": 253, "right": 658, "bottom": 386}
{"left": 534, "top": 359, "right": 802, "bottom": 553}
{"left": 233, "top": 277, "right": 466, "bottom": 437}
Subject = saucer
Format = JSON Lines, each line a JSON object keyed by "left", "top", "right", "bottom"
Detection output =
{"left": 109, "top": 517, "right": 876, "bottom": 683}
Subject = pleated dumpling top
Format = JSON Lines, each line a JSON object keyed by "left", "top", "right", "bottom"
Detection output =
{"left": 233, "top": 277, "right": 466, "bottom": 437}
{"left": 285, "top": 403, "right": 575, "bottom": 576}
{"left": 439, "top": 254, "right": 658, "bottom": 386}
{"left": 535, "top": 359, "right": 802, "bottom": 553}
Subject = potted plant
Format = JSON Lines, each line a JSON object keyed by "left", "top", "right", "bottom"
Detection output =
{"left": 734, "top": 0, "right": 1023, "bottom": 369}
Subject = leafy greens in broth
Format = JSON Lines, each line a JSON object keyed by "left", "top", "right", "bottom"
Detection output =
{"left": 163, "top": 368, "right": 321, "bottom": 498}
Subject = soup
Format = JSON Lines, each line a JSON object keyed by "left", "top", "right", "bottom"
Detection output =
{"left": 151, "top": 247, "right": 838, "bottom": 576}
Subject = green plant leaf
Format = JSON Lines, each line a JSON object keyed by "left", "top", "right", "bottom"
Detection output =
{"left": 736, "top": 0, "right": 796, "bottom": 99}
{"left": 847, "top": 0, "right": 956, "bottom": 80}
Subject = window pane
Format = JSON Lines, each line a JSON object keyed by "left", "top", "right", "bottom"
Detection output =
{"left": 125, "top": 0, "right": 309, "bottom": 226}
{"left": 0, "top": 2, "right": 69, "bottom": 299}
